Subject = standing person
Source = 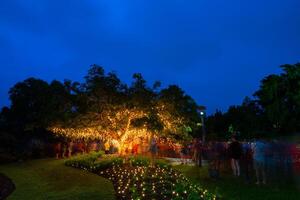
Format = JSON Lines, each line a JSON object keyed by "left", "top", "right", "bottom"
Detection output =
{"left": 252, "top": 138, "right": 267, "bottom": 185}
{"left": 104, "top": 141, "right": 110, "bottom": 154}
{"left": 180, "top": 144, "right": 188, "bottom": 164}
{"left": 208, "top": 141, "right": 220, "bottom": 179}
{"left": 193, "top": 138, "right": 202, "bottom": 167}
{"left": 241, "top": 141, "right": 253, "bottom": 183}
{"left": 217, "top": 141, "right": 227, "bottom": 171}
{"left": 132, "top": 142, "right": 139, "bottom": 155}
{"left": 78, "top": 141, "right": 85, "bottom": 154}
{"left": 54, "top": 142, "right": 62, "bottom": 159}
{"left": 150, "top": 137, "right": 158, "bottom": 166}
{"left": 62, "top": 141, "right": 67, "bottom": 158}
{"left": 228, "top": 136, "right": 242, "bottom": 177}
{"left": 67, "top": 140, "right": 74, "bottom": 157}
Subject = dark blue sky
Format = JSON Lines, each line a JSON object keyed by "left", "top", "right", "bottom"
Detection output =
{"left": 1, "top": 0, "right": 300, "bottom": 113}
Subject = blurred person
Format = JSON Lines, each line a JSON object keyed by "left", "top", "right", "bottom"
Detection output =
{"left": 132, "top": 142, "right": 139, "bottom": 155}
{"left": 241, "top": 141, "right": 253, "bottom": 183}
{"left": 62, "top": 141, "right": 67, "bottom": 158}
{"left": 150, "top": 137, "right": 158, "bottom": 166}
{"left": 208, "top": 141, "right": 220, "bottom": 179}
{"left": 252, "top": 138, "right": 267, "bottom": 185}
{"left": 180, "top": 144, "right": 189, "bottom": 164}
{"left": 216, "top": 141, "right": 227, "bottom": 171}
{"left": 54, "top": 142, "right": 62, "bottom": 159}
{"left": 111, "top": 139, "right": 120, "bottom": 154}
{"left": 193, "top": 138, "right": 202, "bottom": 167}
{"left": 228, "top": 136, "right": 242, "bottom": 176}
{"left": 264, "top": 140, "right": 274, "bottom": 183}
{"left": 67, "top": 140, "right": 74, "bottom": 157}
{"left": 104, "top": 140, "right": 110, "bottom": 154}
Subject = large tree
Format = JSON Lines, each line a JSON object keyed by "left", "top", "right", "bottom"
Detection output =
{"left": 207, "top": 63, "right": 300, "bottom": 138}
{"left": 255, "top": 63, "right": 300, "bottom": 132}
{"left": 49, "top": 65, "right": 201, "bottom": 149}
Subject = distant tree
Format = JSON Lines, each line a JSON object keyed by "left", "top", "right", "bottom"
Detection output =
{"left": 254, "top": 63, "right": 300, "bottom": 133}
{"left": 206, "top": 110, "right": 227, "bottom": 139}
{"left": 208, "top": 63, "right": 300, "bottom": 139}
{"left": 9, "top": 78, "right": 52, "bottom": 130}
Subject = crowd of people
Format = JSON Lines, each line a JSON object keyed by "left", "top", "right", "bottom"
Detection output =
{"left": 52, "top": 135, "right": 300, "bottom": 185}
{"left": 188, "top": 136, "right": 300, "bottom": 185}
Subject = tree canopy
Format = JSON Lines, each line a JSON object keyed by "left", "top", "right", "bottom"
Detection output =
{"left": 206, "top": 63, "right": 300, "bottom": 139}
{"left": 3, "top": 65, "right": 202, "bottom": 147}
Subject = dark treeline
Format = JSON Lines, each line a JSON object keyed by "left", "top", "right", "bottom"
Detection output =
{"left": 0, "top": 65, "right": 202, "bottom": 162}
{"left": 1, "top": 63, "right": 299, "bottom": 162}
{"left": 206, "top": 63, "right": 300, "bottom": 139}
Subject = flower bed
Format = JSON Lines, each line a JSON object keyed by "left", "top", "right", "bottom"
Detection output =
{"left": 100, "top": 165, "right": 217, "bottom": 200}
{"left": 65, "top": 153, "right": 218, "bottom": 200}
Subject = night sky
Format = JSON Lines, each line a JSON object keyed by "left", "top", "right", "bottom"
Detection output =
{"left": 1, "top": 0, "right": 300, "bottom": 113}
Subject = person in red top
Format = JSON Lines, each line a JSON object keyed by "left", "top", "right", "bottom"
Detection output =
{"left": 54, "top": 142, "right": 62, "bottom": 159}
{"left": 132, "top": 143, "right": 139, "bottom": 155}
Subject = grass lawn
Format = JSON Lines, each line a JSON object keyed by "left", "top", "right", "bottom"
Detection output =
{"left": 0, "top": 159, "right": 115, "bottom": 200}
{"left": 175, "top": 165, "right": 300, "bottom": 200}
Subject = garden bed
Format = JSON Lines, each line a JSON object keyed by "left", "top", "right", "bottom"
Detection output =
{"left": 65, "top": 153, "right": 218, "bottom": 200}
{"left": 99, "top": 165, "right": 216, "bottom": 200}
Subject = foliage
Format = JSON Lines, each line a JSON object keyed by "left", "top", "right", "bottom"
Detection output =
{"left": 47, "top": 65, "right": 201, "bottom": 146}
{"left": 64, "top": 152, "right": 125, "bottom": 172}
{"left": 254, "top": 63, "right": 300, "bottom": 133}
{"left": 8, "top": 78, "right": 74, "bottom": 130}
{"left": 129, "top": 156, "right": 150, "bottom": 167}
{"left": 0, "top": 64, "right": 201, "bottom": 160}
{"left": 206, "top": 98, "right": 264, "bottom": 140}
{"left": 93, "top": 157, "right": 124, "bottom": 172}
{"left": 64, "top": 151, "right": 104, "bottom": 170}
{"left": 155, "top": 158, "right": 171, "bottom": 169}
{"left": 207, "top": 63, "right": 300, "bottom": 138}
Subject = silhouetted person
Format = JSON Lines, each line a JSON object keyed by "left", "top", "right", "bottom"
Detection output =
{"left": 252, "top": 138, "right": 267, "bottom": 185}
{"left": 228, "top": 136, "right": 242, "bottom": 176}
{"left": 150, "top": 137, "right": 158, "bottom": 166}
{"left": 241, "top": 141, "right": 253, "bottom": 183}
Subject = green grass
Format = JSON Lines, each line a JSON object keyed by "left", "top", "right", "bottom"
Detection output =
{"left": 2, "top": 158, "right": 300, "bottom": 200}
{"left": 174, "top": 165, "right": 300, "bottom": 200}
{"left": 0, "top": 159, "right": 115, "bottom": 200}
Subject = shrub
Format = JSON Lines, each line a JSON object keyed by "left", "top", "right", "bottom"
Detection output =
{"left": 92, "top": 157, "right": 123, "bottom": 171}
{"left": 64, "top": 151, "right": 104, "bottom": 170}
{"left": 155, "top": 159, "right": 171, "bottom": 169}
{"left": 129, "top": 156, "right": 150, "bottom": 167}
{"left": 65, "top": 151, "right": 124, "bottom": 172}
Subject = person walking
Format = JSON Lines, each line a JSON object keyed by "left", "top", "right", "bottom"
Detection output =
{"left": 150, "top": 137, "right": 158, "bottom": 166}
{"left": 193, "top": 138, "right": 202, "bottom": 167}
{"left": 241, "top": 141, "right": 253, "bottom": 183}
{"left": 228, "top": 136, "right": 242, "bottom": 177}
{"left": 104, "top": 141, "right": 110, "bottom": 154}
{"left": 252, "top": 138, "right": 267, "bottom": 185}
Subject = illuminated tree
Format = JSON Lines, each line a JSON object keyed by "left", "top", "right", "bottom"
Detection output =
{"left": 48, "top": 65, "right": 201, "bottom": 152}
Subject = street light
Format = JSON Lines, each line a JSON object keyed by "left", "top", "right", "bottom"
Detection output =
{"left": 200, "top": 110, "right": 206, "bottom": 143}
{"left": 197, "top": 106, "right": 206, "bottom": 144}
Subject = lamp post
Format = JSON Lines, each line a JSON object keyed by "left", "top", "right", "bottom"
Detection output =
{"left": 196, "top": 107, "right": 206, "bottom": 167}
{"left": 200, "top": 111, "right": 206, "bottom": 144}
